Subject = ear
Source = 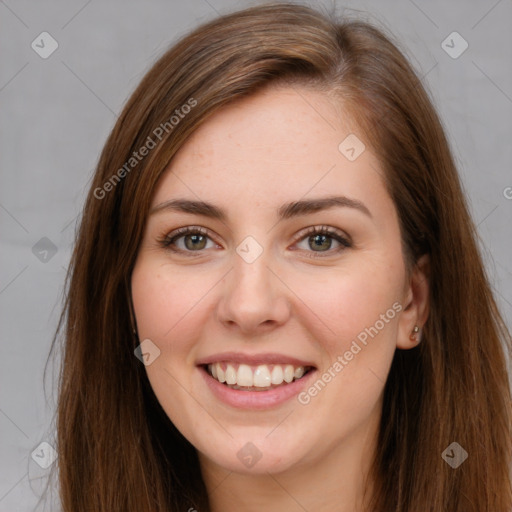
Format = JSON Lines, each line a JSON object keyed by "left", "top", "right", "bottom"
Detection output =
{"left": 396, "top": 254, "right": 430, "bottom": 349}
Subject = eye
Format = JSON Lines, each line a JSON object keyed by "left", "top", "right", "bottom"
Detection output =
{"left": 293, "top": 225, "right": 351, "bottom": 257}
{"left": 158, "top": 224, "right": 352, "bottom": 258}
{"left": 158, "top": 226, "right": 219, "bottom": 253}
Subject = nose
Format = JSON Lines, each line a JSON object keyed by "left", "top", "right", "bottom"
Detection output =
{"left": 216, "top": 247, "right": 291, "bottom": 335}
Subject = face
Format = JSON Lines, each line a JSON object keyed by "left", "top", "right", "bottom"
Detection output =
{"left": 131, "top": 85, "right": 420, "bottom": 476}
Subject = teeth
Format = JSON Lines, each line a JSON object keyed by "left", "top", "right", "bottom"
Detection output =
{"left": 253, "top": 365, "right": 271, "bottom": 387}
{"left": 271, "top": 365, "right": 283, "bottom": 384}
{"left": 294, "top": 367, "right": 305, "bottom": 379}
{"left": 207, "top": 362, "right": 310, "bottom": 389}
{"left": 284, "top": 365, "right": 295, "bottom": 383}
{"left": 237, "top": 364, "right": 253, "bottom": 387}
{"left": 225, "top": 364, "right": 237, "bottom": 385}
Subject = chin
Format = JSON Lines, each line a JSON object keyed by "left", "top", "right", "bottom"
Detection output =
{"left": 197, "top": 431, "right": 305, "bottom": 475}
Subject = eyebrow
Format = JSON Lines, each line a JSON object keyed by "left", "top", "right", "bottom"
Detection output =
{"left": 149, "top": 195, "right": 372, "bottom": 220}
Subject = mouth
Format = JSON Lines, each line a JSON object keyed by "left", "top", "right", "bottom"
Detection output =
{"left": 196, "top": 352, "right": 318, "bottom": 409}
{"left": 203, "top": 362, "right": 315, "bottom": 391}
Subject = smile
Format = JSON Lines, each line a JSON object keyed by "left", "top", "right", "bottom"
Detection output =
{"left": 206, "top": 362, "right": 313, "bottom": 391}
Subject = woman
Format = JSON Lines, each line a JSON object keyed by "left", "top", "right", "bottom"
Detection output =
{"left": 48, "top": 2, "right": 512, "bottom": 511}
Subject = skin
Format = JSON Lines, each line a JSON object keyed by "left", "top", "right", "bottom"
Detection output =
{"left": 131, "top": 85, "right": 429, "bottom": 512}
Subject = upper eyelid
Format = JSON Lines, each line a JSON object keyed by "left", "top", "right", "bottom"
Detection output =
{"left": 292, "top": 225, "right": 351, "bottom": 243}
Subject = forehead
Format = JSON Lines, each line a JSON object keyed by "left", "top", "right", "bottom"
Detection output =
{"left": 152, "top": 86, "right": 387, "bottom": 213}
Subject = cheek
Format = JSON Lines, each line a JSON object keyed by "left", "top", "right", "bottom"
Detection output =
{"left": 290, "top": 270, "right": 401, "bottom": 439}
{"left": 287, "top": 259, "right": 404, "bottom": 361}
{"left": 131, "top": 259, "right": 214, "bottom": 346}
{"left": 130, "top": 259, "right": 215, "bottom": 429}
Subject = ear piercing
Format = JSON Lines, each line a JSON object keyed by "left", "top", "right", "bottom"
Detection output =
{"left": 410, "top": 325, "right": 421, "bottom": 342}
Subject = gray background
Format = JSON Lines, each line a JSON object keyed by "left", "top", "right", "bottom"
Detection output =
{"left": 1, "top": 0, "right": 511, "bottom": 510}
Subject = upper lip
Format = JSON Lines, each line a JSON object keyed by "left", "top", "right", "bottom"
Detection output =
{"left": 196, "top": 352, "right": 316, "bottom": 368}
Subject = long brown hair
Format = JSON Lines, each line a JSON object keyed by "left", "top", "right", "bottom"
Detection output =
{"left": 47, "top": 2, "right": 512, "bottom": 510}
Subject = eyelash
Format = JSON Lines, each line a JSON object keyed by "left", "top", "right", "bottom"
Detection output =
{"left": 157, "top": 225, "right": 352, "bottom": 259}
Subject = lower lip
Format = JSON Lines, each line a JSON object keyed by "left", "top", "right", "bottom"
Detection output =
{"left": 199, "top": 366, "right": 317, "bottom": 410}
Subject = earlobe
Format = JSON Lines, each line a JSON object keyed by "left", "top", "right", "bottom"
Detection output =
{"left": 396, "top": 254, "right": 430, "bottom": 350}
{"left": 409, "top": 325, "right": 421, "bottom": 343}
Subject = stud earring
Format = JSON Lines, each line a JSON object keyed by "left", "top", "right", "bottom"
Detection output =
{"left": 410, "top": 325, "right": 420, "bottom": 342}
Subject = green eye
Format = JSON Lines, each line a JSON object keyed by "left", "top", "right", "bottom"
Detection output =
{"left": 160, "top": 227, "right": 216, "bottom": 253}
{"left": 158, "top": 224, "right": 351, "bottom": 258}
{"left": 294, "top": 226, "right": 351, "bottom": 256}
